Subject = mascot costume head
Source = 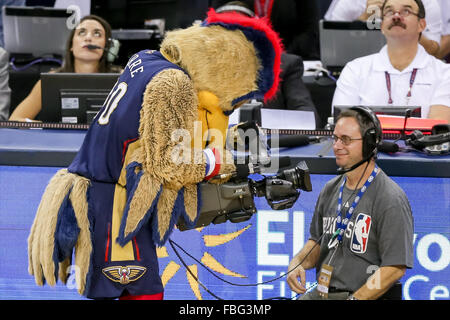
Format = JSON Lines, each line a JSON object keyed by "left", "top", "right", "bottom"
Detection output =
{"left": 27, "top": 9, "right": 283, "bottom": 299}
{"left": 162, "top": 9, "right": 282, "bottom": 111}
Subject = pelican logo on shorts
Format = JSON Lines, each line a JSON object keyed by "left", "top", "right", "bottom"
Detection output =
{"left": 351, "top": 213, "right": 372, "bottom": 254}
{"left": 102, "top": 265, "right": 147, "bottom": 284}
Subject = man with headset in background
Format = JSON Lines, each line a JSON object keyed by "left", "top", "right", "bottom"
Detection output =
{"left": 324, "top": 0, "right": 442, "bottom": 57}
{"left": 331, "top": 0, "right": 450, "bottom": 122}
{"left": 287, "top": 106, "right": 414, "bottom": 300}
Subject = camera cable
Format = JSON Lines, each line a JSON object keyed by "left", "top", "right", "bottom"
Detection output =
{"left": 168, "top": 162, "right": 369, "bottom": 300}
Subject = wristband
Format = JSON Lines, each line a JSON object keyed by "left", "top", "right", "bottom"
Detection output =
{"left": 204, "top": 148, "right": 221, "bottom": 180}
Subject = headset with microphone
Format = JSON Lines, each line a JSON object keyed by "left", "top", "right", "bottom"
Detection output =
{"left": 376, "top": 109, "right": 450, "bottom": 155}
{"left": 336, "top": 106, "right": 382, "bottom": 175}
{"left": 406, "top": 124, "right": 450, "bottom": 155}
{"left": 85, "top": 38, "right": 120, "bottom": 62}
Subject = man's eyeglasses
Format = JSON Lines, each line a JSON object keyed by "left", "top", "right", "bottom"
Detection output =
{"left": 332, "top": 134, "right": 363, "bottom": 146}
{"left": 383, "top": 8, "right": 419, "bottom": 18}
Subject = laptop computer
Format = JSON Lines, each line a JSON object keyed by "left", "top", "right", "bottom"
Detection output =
{"left": 2, "top": 6, "right": 72, "bottom": 57}
{"left": 319, "top": 20, "right": 386, "bottom": 72}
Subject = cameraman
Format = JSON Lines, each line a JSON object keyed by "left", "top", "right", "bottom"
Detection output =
{"left": 287, "top": 106, "right": 413, "bottom": 300}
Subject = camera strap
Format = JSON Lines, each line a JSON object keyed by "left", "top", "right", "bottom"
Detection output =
{"left": 328, "top": 165, "right": 379, "bottom": 249}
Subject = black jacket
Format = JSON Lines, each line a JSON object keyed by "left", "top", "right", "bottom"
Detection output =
{"left": 211, "top": 0, "right": 320, "bottom": 60}
{"left": 263, "top": 52, "right": 321, "bottom": 127}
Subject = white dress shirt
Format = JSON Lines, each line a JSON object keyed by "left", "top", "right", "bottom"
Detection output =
{"left": 332, "top": 44, "right": 450, "bottom": 117}
{"left": 0, "top": 47, "right": 10, "bottom": 121}
{"left": 437, "top": 0, "right": 449, "bottom": 35}
{"left": 324, "top": 0, "right": 443, "bottom": 43}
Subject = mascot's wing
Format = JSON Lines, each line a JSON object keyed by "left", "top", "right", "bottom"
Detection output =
{"left": 118, "top": 68, "right": 205, "bottom": 246}
{"left": 139, "top": 68, "right": 205, "bottom": 186}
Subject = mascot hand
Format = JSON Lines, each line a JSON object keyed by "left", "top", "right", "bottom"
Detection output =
{"left": 218, "top": 147, "right": 236, "bottom": 176}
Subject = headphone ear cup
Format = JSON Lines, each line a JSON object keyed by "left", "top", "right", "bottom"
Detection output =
{"left": 350, "top": 106, "right": 382, "bottom": 159}
{"left": 363, "top": 128, "right": 377, "bottom": 159}
{"left": 107, "top": 39, "right": 120, "bottom": 62}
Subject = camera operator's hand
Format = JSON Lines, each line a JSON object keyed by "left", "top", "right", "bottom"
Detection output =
{"left": 286, "top": 259, "right": 307, "bottom": 294}
{"left": 287, "top": 240, "right": 320, "bottom": 295}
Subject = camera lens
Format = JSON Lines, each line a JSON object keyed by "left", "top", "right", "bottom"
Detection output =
{"left": 277, "top": 161, "right": 312, "bottom": 192}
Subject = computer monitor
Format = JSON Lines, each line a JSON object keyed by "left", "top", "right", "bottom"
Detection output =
{"left": 2, "top": 6, "right": 72, "bottom": 57}
{"left": 319, "top": 20, "right": 386, "bottom": 71}
{"left": 40, "top": 73, "right": 120, "bottom": 124}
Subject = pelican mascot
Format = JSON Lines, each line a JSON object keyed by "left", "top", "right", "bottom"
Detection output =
{"left": 27, "top": 9, "right": 282, "bottom": 300}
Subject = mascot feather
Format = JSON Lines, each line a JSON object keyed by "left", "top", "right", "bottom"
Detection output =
{"left": 27, "top": 9, "right": 282, "bottom": 299}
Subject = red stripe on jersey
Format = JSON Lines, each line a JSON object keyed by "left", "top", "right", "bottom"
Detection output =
{"left": 121, "top": 138, "right": 139, "bottom": 164}
{"left": 133, "top": 237, "right": 141, "bottom": 261}
{"left": 105, "top": 223, "right": 111, "bottom": 262}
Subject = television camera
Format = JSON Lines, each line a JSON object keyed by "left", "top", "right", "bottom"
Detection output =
{"left": 177, "top": 121, "right": 312, "bottom": 231}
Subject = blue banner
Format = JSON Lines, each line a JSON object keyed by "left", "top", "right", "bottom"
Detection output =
{"left": 0, "top": 166, "right": 448, "bottom": 300}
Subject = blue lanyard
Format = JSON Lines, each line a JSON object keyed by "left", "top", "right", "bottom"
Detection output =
{"left": 331, "top": 165, "right": 379, "bottom": 246}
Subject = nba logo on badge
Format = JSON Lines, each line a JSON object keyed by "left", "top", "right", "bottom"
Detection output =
{"left": 351, "top": 213, "right": 372, "bottom": 253}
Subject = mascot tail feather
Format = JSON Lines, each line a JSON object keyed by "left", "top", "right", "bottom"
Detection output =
{"left": 118, "top": 171, "right": 201, "bottom": 247}
{"left": 70, "top": 175, "right": 91, "bottom": 295}
{"left": 27, "top": 169, "right": 92, "bottom": 295}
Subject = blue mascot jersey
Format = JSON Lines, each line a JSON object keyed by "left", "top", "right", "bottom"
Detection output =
{"left": 66, "top": 50, "right": 186, "bottom": 299}
{"left": 68, "top": 50, "right": 185, "bottom": 183}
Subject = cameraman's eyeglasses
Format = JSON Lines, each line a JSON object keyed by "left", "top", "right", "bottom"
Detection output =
{"left": 332, "top": 134, "right": 363, "bottom": 146}
{"left": 383, "top": 8, "right": 419, "bottom": 18}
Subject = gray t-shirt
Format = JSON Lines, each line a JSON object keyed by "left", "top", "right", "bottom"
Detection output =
{"left": 309, "top": 169, "right": 414, "bottom": 292}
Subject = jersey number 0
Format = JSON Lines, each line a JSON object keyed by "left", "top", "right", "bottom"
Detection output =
{"left": 98, "top": 82, "right": 128, "bottom": 125}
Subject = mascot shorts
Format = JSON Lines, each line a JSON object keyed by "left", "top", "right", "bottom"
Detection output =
{"left": 84, "top": 180, "right": 164, "bottom": 299}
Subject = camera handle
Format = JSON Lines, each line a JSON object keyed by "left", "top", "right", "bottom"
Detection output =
{"left": 252, "top": 177, "right": 300, "bottom": 210}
